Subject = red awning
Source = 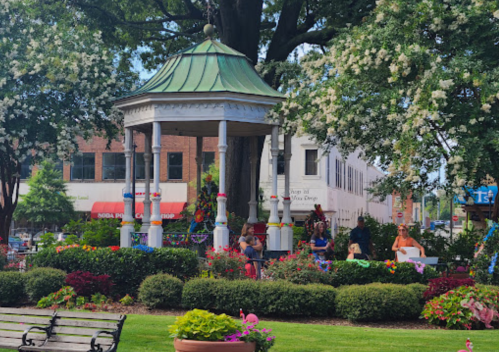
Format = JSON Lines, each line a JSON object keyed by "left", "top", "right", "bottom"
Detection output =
{"left": 90, "top": 202, "right": 186, "bottom": 220}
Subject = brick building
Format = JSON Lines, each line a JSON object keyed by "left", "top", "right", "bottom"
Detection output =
{"left": 19, "top": 133, "right": 218, "bottom": 221}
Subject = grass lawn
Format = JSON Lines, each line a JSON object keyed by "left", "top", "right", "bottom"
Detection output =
{"left": 2, "top": 314, "right": 498, "bottom": 352}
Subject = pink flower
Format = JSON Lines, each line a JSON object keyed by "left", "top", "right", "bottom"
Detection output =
{"left": 243, "top": 331, "right": 249, "bottom": 335}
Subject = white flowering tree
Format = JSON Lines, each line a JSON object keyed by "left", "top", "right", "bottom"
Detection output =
{"left": 0, "top": 0, "right": 136, "bottom": 242}
{"left": 283, "top": 0, "right": 499, "bottom": 221}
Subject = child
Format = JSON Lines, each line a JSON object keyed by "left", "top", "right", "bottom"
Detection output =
{"left": 244, "top": 235, "right": 258, "bottom": 279}
{"left": 347, "top": 243, "right": 369, "bottom": 260}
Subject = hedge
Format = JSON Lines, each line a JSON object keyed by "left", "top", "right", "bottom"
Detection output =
{"left": 138, "top": 273, "right": 184, "bottom": 309}
{"left": 0, "top": 271, "right": 26, "bottom": 306}
{"left": 24, "top": 267, "right": 67, "bottom": 302}
{"left": 182, "top": 279, "right": 336, "bottom": 317}
{"left": 328, "top": 261, "right": 439, "bottom": 286}
{"left": 335, "top": 283, "right": 421, "bottom": 321}
{"left": 29, "top": 247, "right": 199, "bottom": 295}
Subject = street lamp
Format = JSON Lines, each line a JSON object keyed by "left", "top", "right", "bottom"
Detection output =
{"left": 132, "top": 143, "right": 137, "bottom": 219}
{"left": 488, "top": 190, "right": 493, "bottom": 219}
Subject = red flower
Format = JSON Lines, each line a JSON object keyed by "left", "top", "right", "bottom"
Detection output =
{"left": 208, "top": 262, "right": 212, "bottom": 266}
{"left": 297, "top": 268, "right": 301, "bottom": 271}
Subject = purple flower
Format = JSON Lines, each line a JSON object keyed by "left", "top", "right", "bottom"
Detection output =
{"left": 262, "top": 328, "right": 267, "bottom": 332}
{"left": 247, "top": 325, "right": 254, "bottom": 329}
{"left": 243, "top": 331, "right": 249, "bottom": 335}
{"left": 267, "top": 337, "right": 272, "bottom": 341}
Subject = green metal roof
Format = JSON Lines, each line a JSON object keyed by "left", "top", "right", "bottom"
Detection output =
{"left": 123, "top": 39, "right": 284, "bottom": 99}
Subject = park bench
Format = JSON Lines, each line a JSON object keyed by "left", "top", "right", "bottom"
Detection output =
{"left": 0, "top": 308, "right": 126, "bottom": 352}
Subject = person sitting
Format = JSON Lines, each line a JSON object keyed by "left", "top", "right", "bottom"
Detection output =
{"left": 244, "top": 235, "right": 258, "bottom": 279}
{"left": 392, "top": 223, "right": 426, "bottom": 262}
{"left": 310, "top": 221, "right": 330, "bottom": 261}
{"left": 347, "top": 243, "right": 369, "bottom": 260}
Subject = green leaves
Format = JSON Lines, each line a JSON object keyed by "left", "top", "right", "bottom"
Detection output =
{"left": 168, "top": 309, "right": 239, "bottom": 342}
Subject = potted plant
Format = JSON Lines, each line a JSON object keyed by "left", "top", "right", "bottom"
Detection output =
{"left": 169, "top": 309, "right": 275, "bottom": 352}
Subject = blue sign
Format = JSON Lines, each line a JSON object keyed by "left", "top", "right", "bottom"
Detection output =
{"left": 455, "top": 186, "right": 496, "bottom": 205}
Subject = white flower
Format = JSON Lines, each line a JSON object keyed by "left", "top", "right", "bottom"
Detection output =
{"left": 439, "top": 79, "right": 454, "bottom": 90}
{"left": 481, "top": 104, "right": 491, "bottom": 113}
{"left": 494, "top": 10, "right": 499, "bottom": 19}
{"left": 431, "top": 90, "right": 447, "bottom": 99}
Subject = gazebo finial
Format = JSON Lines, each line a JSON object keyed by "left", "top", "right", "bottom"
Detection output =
{"left": 204, "top": 23, "right": 215, "bottom": 39}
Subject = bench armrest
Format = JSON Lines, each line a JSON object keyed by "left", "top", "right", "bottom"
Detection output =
{"left": 22, "top": 326, "right": 50, "bottom": 346}
{"left": 90, "top": 330, "right": 118, "bottom": 352}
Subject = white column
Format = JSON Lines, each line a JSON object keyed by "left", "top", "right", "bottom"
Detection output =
{"left": 247, "top": 136, "right": 258, "bottom": 224}
{"left": 140, "top": 132, "right": 152, "bottom": 233}
{"left": 267, "top": 125, "right": 281, "bottom": 250}
{"left": 196, "top": 137, "right": 203, "bottom": 195}
{"left": 120, "top": 128, "right": 134, "bottom": 247}
{"left": 214, "top": 121, "right": 229, "bottom": 251}
{"left": 148, "top": 122, "right": 163, "bottom": 247}
{"left": 281, "top": 133, "right": 293, "bottom": 252}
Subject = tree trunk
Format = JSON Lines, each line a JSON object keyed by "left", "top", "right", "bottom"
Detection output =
{"left": 215, "top": 1, "right": 264, "bottom": 220}
{"left": 0, "top": 213, "right": 12, "bottom": 244}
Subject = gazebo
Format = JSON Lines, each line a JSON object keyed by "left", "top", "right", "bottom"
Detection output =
{"left": 114, "top": 25, "right": 293, "bottom": 251}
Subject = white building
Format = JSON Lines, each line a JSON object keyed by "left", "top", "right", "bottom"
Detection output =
{"left": 260, "top": 135, "right": 392, "bottom": 230}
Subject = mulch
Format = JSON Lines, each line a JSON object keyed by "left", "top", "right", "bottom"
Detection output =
{"left": 21, "top": 303, "right": 435, "bottom": 330}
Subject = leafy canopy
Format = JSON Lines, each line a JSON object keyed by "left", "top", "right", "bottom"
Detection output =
{"left": 284, "top": 0, "right": 499, "bottom": 200}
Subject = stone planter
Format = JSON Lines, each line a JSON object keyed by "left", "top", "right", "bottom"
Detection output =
{"left": 174, "top": 338, "right": 256, "bottom": 352}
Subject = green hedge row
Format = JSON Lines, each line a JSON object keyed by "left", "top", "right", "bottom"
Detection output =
{"left": 0, "top": 268, "right": 66, "bottom": 306}
{"left": 29, "top": 247, "right": 199, "bottom": 295}
{"left": 181, "top": 278, "right": 427, "bottom": 321}
{"left": 328, "top": 261, "right": 439, "bottom": 286}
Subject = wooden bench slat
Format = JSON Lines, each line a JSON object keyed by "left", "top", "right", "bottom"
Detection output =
{"left": 19, "top": 343, "right": 91, "bottom": 352}
{"left": 0, "top": 315, "right": 51, "bottom": 325}
{"left": 53, "top": 326, "right": 113, "bottom": 336}
{"left": 56, "top": 311, "right": 122, "bottom": 321}
{"left": 0, "top": 308, "right": 54, "bottom": 316}
{"left": 0, "top": 341, "right": 23, "bottom": 349}
{"left": 0, "top": 331, "right": 46, "bottom": 341}
{"left": 49, "top": 335, "right": 113, "bottom": 346}
{"left": 56, "top": 319, "right": 118, "bottom": 329}
{"left": 0, "top": 323, "right": 39, "bottom": 331}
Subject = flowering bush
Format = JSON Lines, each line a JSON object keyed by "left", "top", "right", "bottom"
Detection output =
{"left": 225, "top": 322, "right": 276, "bottom": 352}
{"left": 204, "top": 247, "right": 248, "bottom": 280}
{"left": 264, "top": 249, "right": 332, "bottom": 285}
{"left": 423, "top": 277, "right": 475, "bottom": 300}
{"left": 422, "top": 286, "right": 499, "bottom": 330}
{"left": 65, "top": 271, "right": 113, "bottom": 297}
{"left": 37, "top": 286, "right": 77, "bottom": 309}
{"left": 473, "top": 222, "right": 499, "bottom": 286}
{"left": 0, "top": 244, "right": 7, "bottom": 269}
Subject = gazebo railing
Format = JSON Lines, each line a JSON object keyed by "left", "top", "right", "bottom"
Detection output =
{"left": 130, "top": 232, "right": 244, "bottom": 252}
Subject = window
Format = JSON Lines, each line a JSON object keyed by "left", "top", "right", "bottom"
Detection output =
{"left": 135, "top": 153, "right": 154, "bottom": 180}
{"left": 348, "top": 166, "right": 353, "bottom": 192}
{"left": 354, "top": 169, "right": 358, "bottom": 194}
{"left": 305, "top": 149, "right": 318, "bottom": 175}
{"left": 71, "top": 153, "right": 95, "bottom": 180}
{"left": 54, "top": 160, "right": 63, "bottom": 178}
{"left": 343, "top": 162, "right": 346, "bottom": 189}
{"left": 102, "top": 153, "right": 126, "bottom": 180}
{"left": 277, "top": 150, "right": 285, "bottom": 175}
{"left": 20, "top": 155, "right": 32, "bottom": 180}
{"left": 359, "top": 172, "right": 364, "bottom": 196}
{"left": 202, "top": 152, "right": 215, "bottom": 173}
{"left": 168, "top": 152, "right": 183, "bottom": 180}
{"left": 326, "top": 157, "right": 330, "bottom": 186}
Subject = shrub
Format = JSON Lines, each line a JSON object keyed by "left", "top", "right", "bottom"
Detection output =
{"left": 472, "top": 225, "right": 499, "bottom": 286}
{"left": 66, "top": 271, "right": 113, "bottom": 297}
{"left": 24, "top": 267, "right": 67, "bottom": 302}
{"left": 120, "top": 294, "right": 134, "bottom": 306}
{"left": 423, "top": 277, "right": 475, "bottom": 300}
{"left": 29, "top": 246, "right": 199, "bottom": 295}
{"left": 182, "top": 278, "right": 219, "bottom": 310}
{"left": 182, "top": 278, "right": 336, "bottom": 317}
{"left": 204, "top": 248, "right": 248, "bottom": 280}
{"left": 0, "top": 271, "right": 26, "bottom": 306}
{"left": 329, "top": 260, "right": 439, "bottom": 287}
{"left": 422, "top": 285, "right": 499, "bottom": 330}
{"left": 407, "top": 283, "right": 428, "bottom": 308}
{"left": 138, "top": 273, "right": 184, "bottom": 309}
{"left": 335, "top": 283, "right": 420, "bottom": 321}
